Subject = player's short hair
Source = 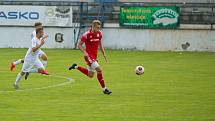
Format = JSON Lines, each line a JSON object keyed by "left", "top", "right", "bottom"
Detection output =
{"left": 34, "top": 22, "right": 42, "bottom": 27}
{"left": 92, "top": 20, "right": 101, "bottom": 27}
{"left": 36, "top": 27, "right": 43, "bottom": 34}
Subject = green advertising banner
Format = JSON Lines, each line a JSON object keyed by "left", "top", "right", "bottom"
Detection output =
{"left": 120, "top": 6, "right": 180, "bottom": 29}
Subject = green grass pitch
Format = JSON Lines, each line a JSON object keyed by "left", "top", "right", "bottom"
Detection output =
{"left": 0, "top": 48, "right": 215, "bottom": 121}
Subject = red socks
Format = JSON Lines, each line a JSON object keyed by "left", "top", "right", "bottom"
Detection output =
{"left": 97, "top": 71, "right": 105, "bottom": 88}
{"left": 77, "top": 66, "right": 106, "bottom": 88}
{"left": 77, "top": 66, "right": 89, "bottom": 76}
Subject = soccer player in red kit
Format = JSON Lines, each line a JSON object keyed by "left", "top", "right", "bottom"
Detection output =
{"left": 69, "top": 20, "right": 112, "bottom": 95}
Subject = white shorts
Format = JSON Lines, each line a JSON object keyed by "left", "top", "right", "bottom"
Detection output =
{"left": 87, "top": 61, "right": 100, "bottom": 72}
{"left": 38, "top": 50, "right": 45, "bottom": 58}
{"left": 34, "top": 58, "right": 44, "bottom": 69}
{"left": 22, "top": 58, "right": 44, "bottom": 73}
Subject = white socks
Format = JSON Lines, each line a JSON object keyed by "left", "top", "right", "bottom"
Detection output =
{"left": 15, "top": 73, "right": 22, "bottom": 85}
{"left": 29, "top": 68, "right": 38, "bottom": 73}
{"left": 102, "top": 87, "right": 106, "bottom": 91}
{"left": 13, "top": 59, "right": 22, "bottom": 65}
{"left": 42, "top": 61, "right": 47, "bottom": 68}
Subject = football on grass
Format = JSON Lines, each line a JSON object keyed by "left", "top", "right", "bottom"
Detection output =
{"left": 135, "top": 66, "right": 144, "bottom": 75}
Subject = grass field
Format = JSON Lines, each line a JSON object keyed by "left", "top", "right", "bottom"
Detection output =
{"left": 0, "top": 48, "right": 215, "bottom": 121}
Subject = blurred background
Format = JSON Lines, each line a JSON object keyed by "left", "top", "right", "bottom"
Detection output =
{"left": 0, "top": 0, "right": 214, "bottom": 51}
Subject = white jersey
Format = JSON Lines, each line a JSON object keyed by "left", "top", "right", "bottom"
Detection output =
{"left": 31, "top": 30, "right": 36, "bottom": 39}
{"left": 25, "top": 37, "right": 41, "bottom": 63}
{"left": 31, "top": 30, "right": 45, "bottom": 57}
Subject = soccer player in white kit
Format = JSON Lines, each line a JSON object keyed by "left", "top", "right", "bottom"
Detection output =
{"left": 10, "top": 22, "right": 48, "bottom": 72}
{"left": 13, "top": 28, "right": 48, "bottom": 89}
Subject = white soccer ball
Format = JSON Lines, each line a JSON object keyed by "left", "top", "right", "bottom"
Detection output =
{"left": 135, "top": 66, "right": 144, "bottom": 75}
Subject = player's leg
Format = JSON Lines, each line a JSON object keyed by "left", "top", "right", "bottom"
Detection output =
{"left": 24, "top": 59, "right": 39, "bottom": 80}
{"left": 93, "top": 61, "right": 112, "bottom": 95}
{"left": 38, "top": 50, "right": 48, "bottom": 68}
{"left": 14, "top": 71, "right": 25, "bottom": 89}
{"left": 10, "top": 59, "right": 24, "bottom": 71}
{"left": 37, "top": 67, "right": 46, "bottom": 74}
{"left": 69, "top": 56, "right": 94, "bottom": 77}
{"left": 69, "top": 59, "right": 111, "bottom": 94}
{"left": 34, "top": 60, "right": 47, "bottom": 74}
{"left": 69, "top": 63, "right": 94, "bottom": 77}
{"left": 14, "top": 60, "right": 33, "bottom": 89}
{"left": 33, "top": 58, "right": 49, "bottom": 74}
{"left": 88, "top": 66, "right": 95, "bottom": 78}
{"left": 25, "top": 59, "right": 49, "bottom": 80}
{"left": 41, "top": 54, "right": 48, "bottom": 68}
{"left": 24, "top": 66, "right": 47, "bottom": 81}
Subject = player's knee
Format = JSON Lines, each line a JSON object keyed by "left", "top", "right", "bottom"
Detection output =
{"left": 89, "top": 75, "right": 94, "bottom": 78}
{"left": 96, "top": 68, "right": 102, "bottom": 73}
{"left": 41, "top": 54, "right": 48, "bottom": 61}
{"left": 38, "top": 68, "right": 45, "bottom": 73}
{"left": 96, "top": 69, "right": 102, "bottom": 73}
{"left": 20, "top": 72, "right": 25, "bottom": 76}
{"left": 88, "top": 72, "right": 94, "bottom": 78}
{"left": 97, "top": 71, "right": 102, "bottom": 74}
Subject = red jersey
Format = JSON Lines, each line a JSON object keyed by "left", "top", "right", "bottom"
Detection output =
{"left": 81, "top": 29, "right": 102, "bottom": 60}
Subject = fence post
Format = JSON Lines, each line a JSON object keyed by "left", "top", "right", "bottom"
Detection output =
{"left": 211, "top": 6, "right": 214, "bottom": 30}
{"left": 80, "top": 2, "right": 84, "bottom": 28}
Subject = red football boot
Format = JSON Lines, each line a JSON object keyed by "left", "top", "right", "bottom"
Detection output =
{"left": 10, "top": 63, "right": 15, "bottom": 72}
{"left": 41, "top": 71, "right": 50, "bottom": 75}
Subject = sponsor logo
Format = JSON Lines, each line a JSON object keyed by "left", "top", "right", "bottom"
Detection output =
{"left": 0, "top": 11, "right": 39, "bottom": 20}
{"left": 45, "top": 8, "right": 55, "bottom": 17}
{"left": 152, "top": 8, "right": 179, "bottom": 26}
{"left": 90, "top": 39, "right": 100, "bottom": 42}
{"left": 55, "top": 6, "right": 70, "bottom": 18}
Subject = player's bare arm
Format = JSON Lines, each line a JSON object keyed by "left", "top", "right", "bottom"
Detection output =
{"left": 41, "top": 34, "right": 49, "bottom": 40}
{"left": 100, "top": 41, "right": 106, "bottom": 56}
{"left": 32, "top": 39, "right": 45, "bottom": 52}
{"left": 100, "top": 41, "right": 107, "bottom": 62}
{"left": 78, "top": 40, "right": 88, "bottom": 57}
{"left": 32, "top": 34, "right": 48, "bottom": 52}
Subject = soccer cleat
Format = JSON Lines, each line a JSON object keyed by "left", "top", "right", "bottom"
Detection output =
{"left": 25, "top": 72, "right": 30, "bottom": 80}
{"left": 13, "top": 84, "right": 19, "bottom": 89}
{"left": 10, "top": 63, "right": 15, "bottom": 72}
{"left": 69, "top": 63, "right": 77, "bottom": 70}
{"left": 41, "top": 71, "right": 50, "bottom": 75}
{"left": 103, "top": 89, "right": 112, "bottom": 95}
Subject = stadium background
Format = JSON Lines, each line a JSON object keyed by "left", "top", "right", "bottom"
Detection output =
{"left": 0, "top": 0, "right": 215, "bottom": 51}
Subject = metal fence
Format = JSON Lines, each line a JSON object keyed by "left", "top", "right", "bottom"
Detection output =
{"left": 85, "top": 2, "right": 215, "bottom": 25}
{"left": 1, "top": 1, "right": 215, "bottom": 28}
